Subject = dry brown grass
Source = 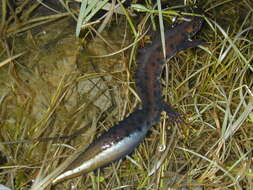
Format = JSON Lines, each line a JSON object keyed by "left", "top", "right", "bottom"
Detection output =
{"left": 0, "top": 0, "right": 253, "bottom": 190}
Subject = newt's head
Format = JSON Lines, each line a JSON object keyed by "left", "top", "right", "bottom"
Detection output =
{"left": 175, "top": 8, "right": 205, "bottom": 38}
{"left": 187, "top": 9, "right": 205, "bottom": 36}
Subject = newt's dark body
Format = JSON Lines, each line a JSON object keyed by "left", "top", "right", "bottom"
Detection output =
{"left": 52, "top": 12, "right": 204, "bottom": 184}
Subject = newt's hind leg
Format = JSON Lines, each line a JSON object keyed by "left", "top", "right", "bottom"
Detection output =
{"left": 162, "top": 103, "right": 185, "bottom": 124}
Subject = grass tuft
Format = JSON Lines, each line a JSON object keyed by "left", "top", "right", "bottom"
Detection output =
{"left": 0, "top": 0, "right": 252, "bottom": 189}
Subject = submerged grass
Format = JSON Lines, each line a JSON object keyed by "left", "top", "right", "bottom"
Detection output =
{"left": 0, "top": 0, "right": 253, "bottom": 190}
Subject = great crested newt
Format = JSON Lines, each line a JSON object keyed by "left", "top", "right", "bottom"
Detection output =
{"left": 52, "top": 10, "right": 205, "bottom": 184}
